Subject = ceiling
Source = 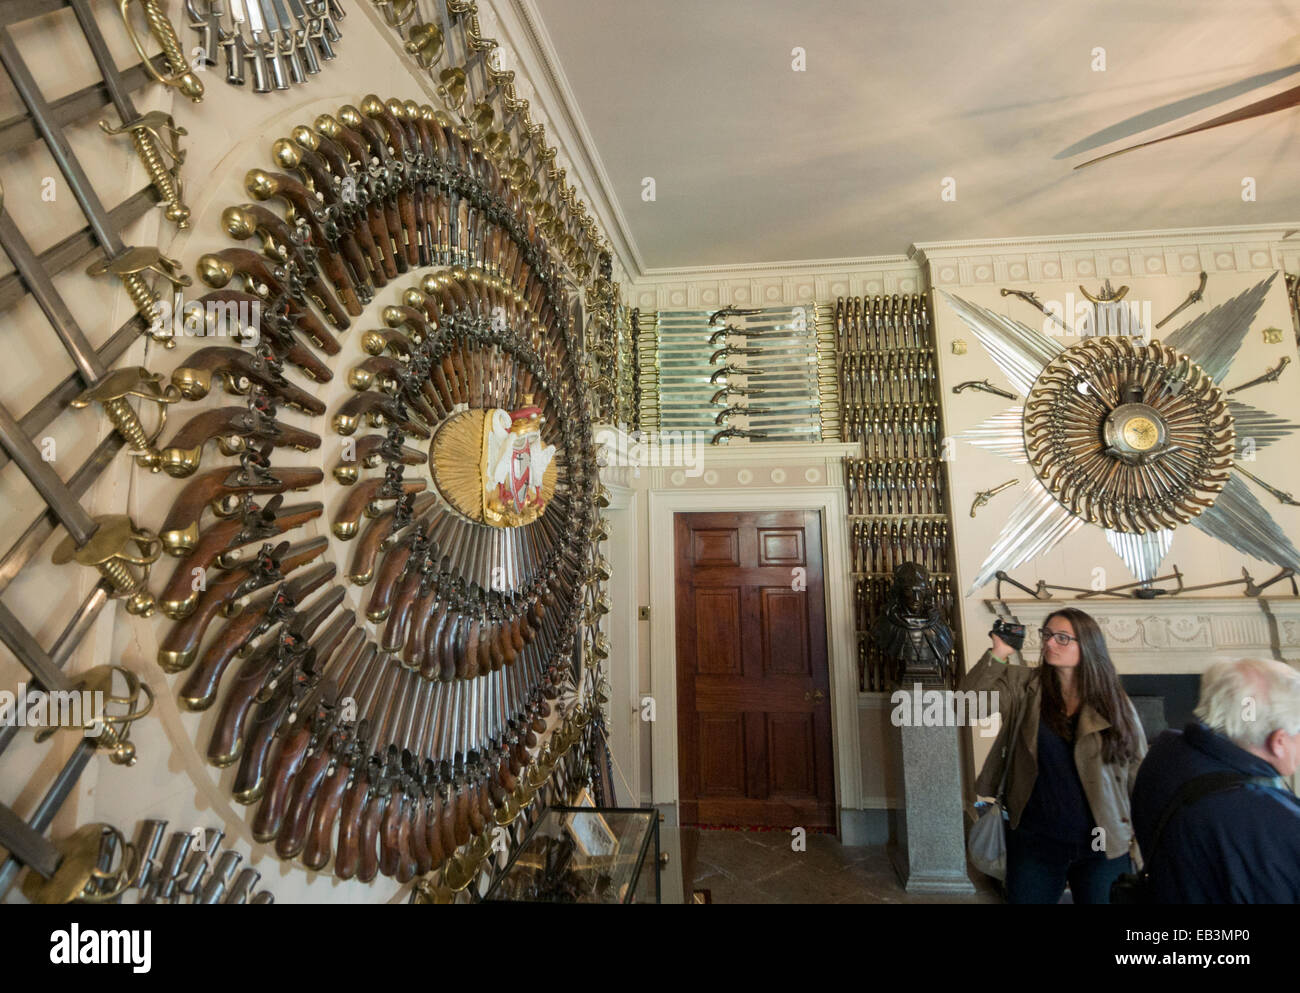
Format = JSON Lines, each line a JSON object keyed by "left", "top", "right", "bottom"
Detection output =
{"left": 530, "top": 0, "right": 1300, "bottom": 273}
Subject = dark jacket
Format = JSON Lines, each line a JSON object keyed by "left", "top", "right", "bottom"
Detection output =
{"left": 1132, "top": 721, "right": 1300, "bottom": 903}
{"left": 961, "top": 650, "right": 1146, "bottom": 860}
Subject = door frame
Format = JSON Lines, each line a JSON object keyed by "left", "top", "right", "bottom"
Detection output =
{"left": 648, "top": 486, "right": 862, "bottom": 823}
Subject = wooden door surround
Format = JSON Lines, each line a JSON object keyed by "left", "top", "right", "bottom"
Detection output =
{"left": 674, "top": 510, "right": 835, "bottom": 828}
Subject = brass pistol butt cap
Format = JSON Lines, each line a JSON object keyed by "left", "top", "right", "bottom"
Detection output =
{"left": 179, "top": 692, "right": 215, "bottom": 712}
{"left": 271, "top": 139, "right": 301, "bottom": 170}
{"left": 338, "top": 105, "right": 362, "bottom": 128}
{"left": 210, "top": 748, "right": 240, "bottom": 769}
{"left": 233, "top": 783, "right": 266, "bottom": 807}
{"left": 346, "top": 368, "right": 373, "bottom": 391}
{"left": 171, "top": 367, "right": 212, "bottom": 400}
{"left": 161, "top": 522, "right": 200, "bottom": 557}
{"left": 244, "top": 169, "right": 276, "bottom": 199}
{"left": 159, "top": 446, "right": 202, "bottom": 478}
{"left": 361, "top": 330, "right": 388, "bottom": 355}
{"left": 158, "top": 647, "right": 195, "bottom": 672}
{"left": 332, "top": 413, "right": 359, "bottom": 436}
{"left": 333, "top": 464, "right": 359, "bottom": 485}
{"left": 221, "top": 205, "right": 256, "bottom": 239}
{"left": 314, "top": 113, "right": 339, "bottom": 137}
{"left": 291, "top": 125, "right": 318, "bottom": 150}
{"left": 360, "top": 94, "right": 385, "bottom": 116}
{"left": 366, "top": 607, "right": 392, "bottom": 624}
{"left": 349, "top": 567, "right": 374, "bottom": 586}
{"left": 332, "top": 520, "right": 359, "bottom": 540}
{"left": 197, "top": 254, "right": 234, "bottom": 288}
{"left": 161, "top": 593, "right": 199, "bottom": 621}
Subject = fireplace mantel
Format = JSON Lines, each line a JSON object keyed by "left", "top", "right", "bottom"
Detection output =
{"left": 980, "top": 597, "right": 1300, "bottom": 673}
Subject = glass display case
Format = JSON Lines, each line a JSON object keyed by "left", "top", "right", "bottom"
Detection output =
{"left": 482, "top": 805, "right": 660, "bottom": 904}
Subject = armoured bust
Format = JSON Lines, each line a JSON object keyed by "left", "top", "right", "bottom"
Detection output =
{"left": 870, "top": 562, "right": 955, "bottom": 688}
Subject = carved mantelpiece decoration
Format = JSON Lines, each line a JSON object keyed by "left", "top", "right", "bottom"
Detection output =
{"left": 983, "top": 598, "right": 1300, "bottom": 671}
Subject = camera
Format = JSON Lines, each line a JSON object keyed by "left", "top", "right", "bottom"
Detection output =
{"left": 989, "top": 617, "right": 1026, "bottom": 652}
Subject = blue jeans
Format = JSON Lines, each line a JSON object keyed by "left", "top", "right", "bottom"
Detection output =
{"left": 1005, "top": 825, "right": 1131, "bottom": 904}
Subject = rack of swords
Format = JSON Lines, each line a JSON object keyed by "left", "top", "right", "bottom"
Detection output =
{"left": 186, "top": 0, "right": 346, "bottom": 93}
{"left": 0, "top": 0, "right": 212, "bottom": 902}
{"left": 630, "top": 308, "right": 653, "bottom": 433}
{"left": 833, "top": 295, "right": 960, "bottom": 691}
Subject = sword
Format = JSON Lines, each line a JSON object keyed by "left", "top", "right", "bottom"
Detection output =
{"left": 1155, "top": 271, "right": 1207, "bottom": 329}
{"left": 263, "top": 0, "right": 306, "bottom": 84}
{"left": 230, "top": 0, "right": 270, "bottom": 92}
{"left": 245, "top": 0, "right": 287, "bottom": 90}
{"left": 1235, "top": 463, "right": 1300, "bottom": 507}
{"left": 74, "top": 1, "right": 192, "bottom": 228}
{"left": 0, "top": 31, "right": 191, "bottom": 346}
{"left": 185, "top": 0, "right": 222, "bottom": 65}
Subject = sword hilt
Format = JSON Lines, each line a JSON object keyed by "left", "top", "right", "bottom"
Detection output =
{"left": 110, "top": 115, "right": 190, "bottom": 229}
{"left": 120, "top": 0, "right": 205, "bottom": 102}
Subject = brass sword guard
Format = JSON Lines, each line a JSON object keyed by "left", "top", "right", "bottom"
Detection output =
{"left": 34, "top": 664, "right": 155, "bottom": 767}
{"left": 100, "top": 110, "right": 190, "bottom": 228}
{"left": 71, "top": 366, "right": 180, "bottom": 458}
{"left": 21, "top": 823, "right": 136, "bottom": 905}
{"left": 118, "top": 0, "right": 204, "bottom": 102}
{"left": 86, "top": 247, "right": 192, "bottom": 347}
{"left": 52, "top": 515, "right": 163, "bottom": 618}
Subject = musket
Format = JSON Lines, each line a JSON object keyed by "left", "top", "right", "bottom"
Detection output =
{"left": 157, "top": 538, "right": 330, "bottom": 671}
{"left": 159, "top": 495, "right": 322, "bottom": 618}
{"left": 178, "top": 560, "right": 335, "bottom": 710}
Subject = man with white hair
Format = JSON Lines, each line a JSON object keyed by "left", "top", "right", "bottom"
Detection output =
{"left": 1131, "top": 658, "right": 1300, "bottom": 902}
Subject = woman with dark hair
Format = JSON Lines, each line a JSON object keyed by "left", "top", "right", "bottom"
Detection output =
{"left": 961, "top": 607, "right": 1147, "bottom": 904}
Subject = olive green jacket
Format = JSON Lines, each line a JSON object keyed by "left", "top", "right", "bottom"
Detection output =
{"left": 960, "top": 649, "right": 1147, "bottom": 860}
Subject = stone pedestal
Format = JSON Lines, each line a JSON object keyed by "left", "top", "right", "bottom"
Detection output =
{"left": 889, "top": 721, "right": 975, "bottom": 894}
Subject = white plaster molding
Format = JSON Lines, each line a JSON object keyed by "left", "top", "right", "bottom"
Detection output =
{"left": 980, "top": 598, "right": 1300, "bottom": 671}
{"left": 494, "top": 1, "right": 642, "bottom": 279}
{"left": 913, "top": 225, "right": 1300, "bottom": 287}
{"left": 647, "top": 485, "right": 862, "bottom": 813}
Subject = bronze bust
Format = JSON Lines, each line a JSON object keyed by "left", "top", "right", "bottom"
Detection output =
{"left": 870, "top": 562, "right": 954, "bottom": 688}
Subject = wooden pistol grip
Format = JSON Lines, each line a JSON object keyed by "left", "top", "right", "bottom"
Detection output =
{"left": 207, "top": 644, "right": 279, "bottom": 766}
{"left": 382, "top": 565, "right": 423, "bottom": 652}
{"left": 499, "top": 755, "right": 517, "bottom": 793}
{"left": 498, "top": 622, "right": 517, "bottom": 666}
{"left": 424, "top": 791, "right": 445, "bottom": 868}
{"left": 290, "top": 304, "right": 341, "bottom": 356}
{"left": 303, "top": 759, "right": 351, "bottom": 870}
{"left": 487, "top": 623, "right": 505, "bottom": 669}
{"left": 178, "top": 601, "right": 274, "bottom": 709}
{"left": 464, "top": 620, "right": 480, "bottom": 680}
{"left": 396, "top": 190, "right": 419, "bottom": 268}
{"left": 393, "top": 795, "right": 416, "bottom": 882}
{"left": 348, "top": 507, "right": 401, "bottom": 585}
{"left": 333, "top": 772, "right": 369, "bottom": 880}
{"left": 336, "top": 230, "right": 377, "bottom": 298}
{"left": 509, "top": 615, "right": 525, "bottom": 653}
{"left": 408, "top": 792, "right": 431, "bottom": 875}
{"left": 250, "top": 723, "right": 310, "bottom": 839}
{"left": 453, "top": 616, "right": 471, "bottom": 681}
{"left": 233, "top": 688, "right": 296, "bottom": 804}
{"left": 437, "top": 792, "right": 457, "bottom": 858}
{"left": 478, "top": 622, "right": 494, "bottom": 674}
{"left": 466, "top": 781, "right": 486, "bottom": 836}
{"left": 158, "top": 578, "right": 242, "bottom": 671}
{"left": 358, "top": 791, "right": 386, "bottom": 883}
{"left": 414, "top": 602, "right": 443, "bottom": 679}
{"left": 437, "top": 615, "right": 458, "bottom": 683}
{"left": 407, "top": 591, "right": 439, "bottom": 675}
{"left": 368, "top": 204, "right": 399, "bottom": 280}
{"left": 366, "top": 541, "right": 413, "bottom": 622}
{"left": 452, "top": 785, "right": 471, "bottom": 848}
{"left": 382, "top": 200, "right": 405, "bottom": 272}
{"left": 276, "top": 746, "right": 334, "bottom": 859}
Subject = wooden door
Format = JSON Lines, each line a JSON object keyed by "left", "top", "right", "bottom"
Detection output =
{"left": 675, "top": 510, "right": 835, "bottom": 828}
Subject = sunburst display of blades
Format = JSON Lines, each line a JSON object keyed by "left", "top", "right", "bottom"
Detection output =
{"left": 940, "top": 293, "right": 1060, "bottom": 398}
{"left": 1105, "top": 528, "right": 1175, "bottom": 583}
{"left": 956, "top": 406, "right": 1027, "bottom": 463}
{"left": 967, "top": 480, "right": 1084, "bottom": 593}
{"left": 1162, "top": 273, "right": 1275, "bottom": 383}
{"left": 1191, "top": 473, "right": 1300, "bottom": 571}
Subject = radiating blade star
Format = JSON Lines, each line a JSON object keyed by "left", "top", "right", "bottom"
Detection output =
{"left": 967, "top": 480, "right": 1084, "bottom": 594}
{"left": 940, "top": 293, "right": 1060, "bottom": 398}
{"left": 1193, "top": 473, "right": 1300, "bottom": 571}
{"left": 1105, "top": 529, "right": 1174, "bottom": 584}
{"left": 1162, "top": 273, "right": 1276, "bottom": 381}
{"left": 1228, "top": 400, "right": 1300, "bottom": 451}
{"left": 956, "top": 406, "right": 1027, "bottom": 463}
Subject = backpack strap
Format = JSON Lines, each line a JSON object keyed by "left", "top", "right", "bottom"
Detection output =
{"left": 1144, "top": 771, "right": 1285, "bottom": 869}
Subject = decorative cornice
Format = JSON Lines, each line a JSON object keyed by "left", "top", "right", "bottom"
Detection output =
{"left": 498, "top": 0, "right": 642, "bottom": 280}
{"left": 911, "top": 224, "right": 1300, "bottom": 264}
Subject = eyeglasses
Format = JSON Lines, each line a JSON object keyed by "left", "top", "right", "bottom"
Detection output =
{"left": 1040, "top": 628, "right": 1079, "bottom": 647}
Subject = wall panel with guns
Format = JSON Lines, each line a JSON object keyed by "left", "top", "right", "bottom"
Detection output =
{"left": 833, "top": 295, "right": 961, "bottom": 691}
{"left": 0, "top": 0, "right": 623, "bottom": 905}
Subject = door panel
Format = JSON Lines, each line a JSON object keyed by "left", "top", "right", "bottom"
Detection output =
{"left": 676, "top": 510, "right": 834, "bottom": 829}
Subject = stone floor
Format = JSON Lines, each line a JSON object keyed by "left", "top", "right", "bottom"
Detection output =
{"left": 679, "top": 828, "right": 1002, "bottom": 904}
